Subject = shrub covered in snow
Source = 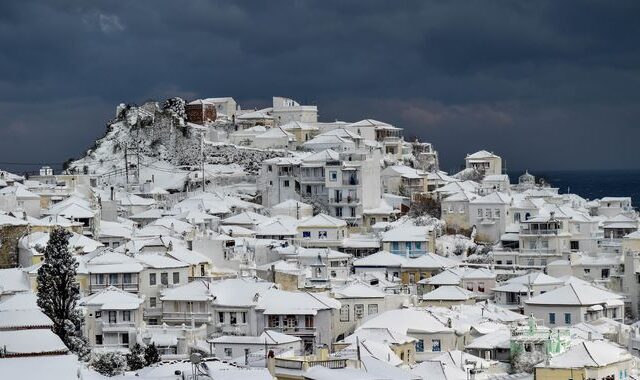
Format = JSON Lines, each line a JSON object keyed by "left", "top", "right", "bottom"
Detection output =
{"left": 91, "top": 351, "right": 127, "bottom": 377}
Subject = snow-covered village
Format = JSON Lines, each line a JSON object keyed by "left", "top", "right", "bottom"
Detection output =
{"left": 0, "top": 94, "right": 639, "bottom": 380}
{"left": 3, "top": 1, "right": 640, "bottom": 380}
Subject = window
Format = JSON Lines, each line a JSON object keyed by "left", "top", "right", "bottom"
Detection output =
{"left": 149, "top": 273, "right": 156, "bottom": 286}
{"left": 150, "top": 297, "right": 156, "bottom": 308}
{"left": 570, "top": 241, "right": 579, "bottom": 251}
{"left": 201, "top": 265, "right": 206, "bottom": 277}
{"left": 173, "top": 272, "right": 180, "bottom": 284}
{"left": 268, "top": 315, "right": 280, "bottom": 327}
{"left": 335, "top": 207, "right": 343, "bottom": 217}
{"left": 415, "top": 242, "right": 422, "bottom": 250}
{"left": 96, "top": 274, "right": 105, "bottom": 284}
{"left": 416, "top": 339, "right": 424, "bottom": 352}
{"left": 368, "top": 304, "right": 378, "bottom": 315}
{"left": 495, "top": 209, "right": 500, "bottom": 218}
{"left": 485, "top": 209, "right": 492, "bottom": 218}
{"left": 96, "top": 311, "right": 102, "bottom": 318}
{"left": 339, "top": 305, "right": 350, "bottom": 322}
{"left": 121, "top": 333, "right": 129, "bottom": 345}
{"left": 122, "top": 310, "right": 131, "bottom": 322}
{"left": 224, "top": 348, "right": 233, "bottom": 357}
{"left": 466, "top": 282, "right": 474, "bottom": 291}
{"left": 123, "top": 273, "right": 132, "bottom": 284}
{"left": 601, "top": 268, "right": 610, "bottom": 278}
{"left": 354, "top": 304, "right": 364, "bottom": 319}
{"left": 330, "top": 171, "right": 338, "bottom": 181}
{"left": 392, "top": 242, "right": 399, "bottom": 251}
{"left": 230, "top": 312, "right": 237, "bottom": 325}
{"left": 350, "top": 207, "right": 356, "bottom": 217}
{"left": 477, "top": 209, "right": 483, "bottom": 217}
{"left": 268, "top": 165, "right": 272, "bottom": 172}
{"left": 515, "top": 212, "right": 521, "bottom": 222}
{"left": 302, "top": 231, "right": 311, "bottom": 238}
{"left": 549, "top": 313, "right": 556, "bottom": 325}
{"left": 218, "top": 312, "right": 225, "bottom": 324}
{"left": 370, "top": 217, "right": 376, "bottom": 226}
{"left": 478, "top": 282, "right": 485, "bottom": 292}
{"left": 584, "top": 268, "right": 591, "bottom": 274}
{"left": 161, "top": 272, "right": 168, "bottom": 285}
{"left": 318, "top": 231, "right": 327, "bottom": 239}
{"left": 285, "top": 315, "right": 296, "bottom": 328}
{"left": 109, "top": 311, "right": 117, "bottom": 323}
{"left": 109, "top": 273, "right": 118, "bottom": 284}
{"left": 305, "top": 315, "right": 314, "bottom": 328}
{"left": 242, "top": 312, "right": 247, "bottom": 324}
{"left": 564, "top": 313, "right": 571, "bottom": 325}
{"left": 283, "top": 180, "right": 290, "bottom": 187}
{"left": 95, "top": 335, "right": 103, "bottom": 345}
{"left": 431, "top": 339, "right": 441, "bottom": 352}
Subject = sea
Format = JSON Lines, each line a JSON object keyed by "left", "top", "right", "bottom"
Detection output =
{"left": 507, "top": 169, "right": 640, "bottom": 208}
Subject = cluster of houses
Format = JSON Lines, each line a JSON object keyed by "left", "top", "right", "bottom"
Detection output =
{"left": 0, "top": 96, "right": 639, "bottom": 380}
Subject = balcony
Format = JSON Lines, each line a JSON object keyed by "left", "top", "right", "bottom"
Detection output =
{"left": 101, "top": 321, "right": 136, "bottom": 332}
{"left": 162, "top": 312, "right": 211, "bottom": 324}
{"left": 329, "top": 197, "right": 360, "bottom": 204}
{"left": 275, "top": 357, "right": 347, "bottom": 370}
{"left": 342, "top": 178, "right": 359, "bottom": 186}
{"left": 143, "top": 307, "right": 163, "bottom": 318}
{"left": 300, "top": 176, "right": 325, "bottom": 183}
{"left": 90, "top": 282, "right": 139, "bottom": 293}
{"left": 220, "top": 324, "right": 250, "bottom": 335}
{"left": 520, "top": 229, "right": 560, "bottom": 235}
{"left": 268, "top": 326, "right": 316, "bottom": 335}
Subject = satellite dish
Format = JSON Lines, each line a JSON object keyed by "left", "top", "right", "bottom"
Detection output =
{"left": 190, "top": 353, "right": 202, "bottom": 364}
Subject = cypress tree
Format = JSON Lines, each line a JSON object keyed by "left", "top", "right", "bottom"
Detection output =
{"left": 37, "top": 227, "right": 90, "bottom": 360}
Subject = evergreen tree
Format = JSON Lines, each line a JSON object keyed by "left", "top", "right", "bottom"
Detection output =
{"left": 91, "top": 351, "right": 127, "bottom": 377}
{"left": 126, "top": 343, "right": 146, "bottom": 371}
{"left": 144, "top": 343, "right": 161, "bottom": 365}
{"left": 36, "top": 227, "right": 90, "bottom": 360}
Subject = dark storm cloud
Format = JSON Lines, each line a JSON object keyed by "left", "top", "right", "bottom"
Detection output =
{"left": 1, "top": 0, "right": 639, "bottom": 172}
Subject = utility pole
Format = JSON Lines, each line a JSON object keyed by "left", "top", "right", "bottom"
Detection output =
{"left": 200, "top": 134, "right": 206, "bottom": 191}
{"left": 124, "top": 147, "right": 129, "bottom": 186}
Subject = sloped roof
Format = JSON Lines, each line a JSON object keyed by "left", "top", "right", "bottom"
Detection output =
{"left": 422, "top": 286, "right": 476, "bottom": 301}
{"left": 466, "top": 150, "right": 500, "bottom": 159}
{"left": 525, "top": 283, "right": 624, "bottom": 306}
{"left": 359, "top": 308, "right": 451, "bottom": 334}
{"left": 538, "top": 340, "right": 631, "bottom": 368}
{"left": 382, "top": 225, "right": 430, "bottom": 242}
{"left": 333, "top": 282, "right": 386, "bottom": 299}
{"left": 402, "top": 253, "right": 458, "bottom": 269}
{"left": 353, "top": 250, "right": 407, "bottom": 267}
{"left": 298, "top": 213, "right": 347, "bottom": 228}
{"left": 80, "top": 286, "right": 144, "bottom": 310}
{"left": 222, "top": 211, "right": 270, "bottom": 225}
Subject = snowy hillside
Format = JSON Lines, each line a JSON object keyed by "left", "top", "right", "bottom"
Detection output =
{"left": 67, "top": 98, "right": 288, "bottom": 189}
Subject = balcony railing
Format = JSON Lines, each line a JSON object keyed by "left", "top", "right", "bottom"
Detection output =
{"left": 329, "top": 197, "right": 360, "bottom": 204}
{"left": 143, "top": 307, "right": 163, "bottom": 317}
{"left": 342, "top": 178, "right": 359, "bottom": 186}
{"left": 101, "top": 322, "right": 136, "bottom": 332}
{"left": 275, "top": 357, "right": 347, "bottom": 370}
{"left": 520, "top": 229, "right": 560, "bottom": 235}
{"left": 162, "top": 312, "right": 211, "bottom": 323}
{"left": 90, "top": 282, "right": 139, "bottom": 293}
{"left": 267, "top": 326, "right": 316, "bottom": 335}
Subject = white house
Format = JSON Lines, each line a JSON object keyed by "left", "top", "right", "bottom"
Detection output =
{"left": 524, "top": 282, "right": 625, "bottom": 326}
{"left": 80, "top": 286, "right": 144, "bottom": 350}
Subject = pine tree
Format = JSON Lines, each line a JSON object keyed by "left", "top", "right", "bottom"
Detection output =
{"left": 126, "top": 343, "right": 146, "bottom": 370}
{"left": 91, "top": 351, "right": 127, "bottom": 377}
{"left": 144, "top": 343, "right": 161, "bottom": 366}
{"left": 36, "top": 227, "right": 90, "bottom": 360}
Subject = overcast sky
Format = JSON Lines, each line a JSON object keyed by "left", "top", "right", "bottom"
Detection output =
{"left": 1, "top": 0, "right": 639, "bottom": 173}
